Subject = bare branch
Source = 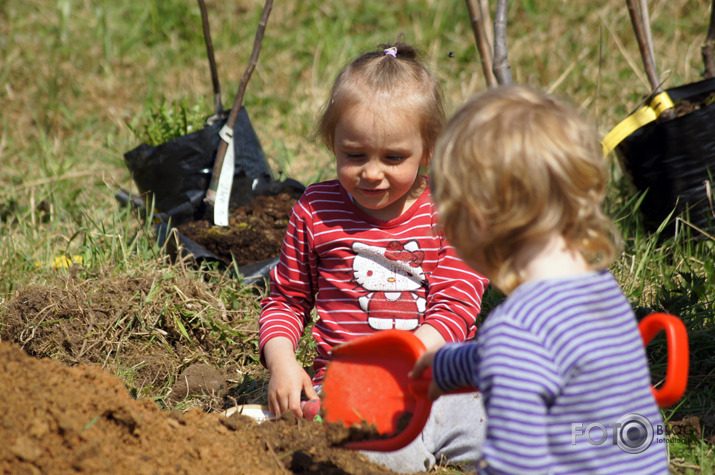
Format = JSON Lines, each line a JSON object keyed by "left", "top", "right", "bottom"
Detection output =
{"left": 626, "top": 0, "right": 673, "bottom": 119}
{"left": 702, "top": 0, "right": 715, "bottom": 78}
{"left": 466, "top": 0, "right": 497, "bottom": 87}
{"left": 638, "top": 0, "right": 656, "bottom": 72}
{"left": 479, "top": 0, "right": 494, "bottom": 54}
{"left": 493, "top": 0, "right": 513, "bottom": 85}
{"left": 626, "top": 0, "right": 659, "bottom": 92}
{"left": 198, "top": 0, "right": 222, "bottom": 118}
{"left": 205, "top": 0, "right": 273, "bottom": 211}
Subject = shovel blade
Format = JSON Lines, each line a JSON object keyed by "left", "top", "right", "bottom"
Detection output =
{"left": 321, "top": 330, "right": 433, "bottom": 451}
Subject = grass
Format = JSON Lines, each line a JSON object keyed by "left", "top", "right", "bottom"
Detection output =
{"left": 1, "top": 0, "right": 714, "bottom": 472}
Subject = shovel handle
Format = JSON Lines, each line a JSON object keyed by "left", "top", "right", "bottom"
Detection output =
{"left": 411, "top": 369, "right": 477, "bottom": 398}
{"left": 639, "top": 313, "right": 689, "bottom": 408}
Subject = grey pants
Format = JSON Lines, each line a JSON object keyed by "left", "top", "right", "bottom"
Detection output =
{"left": 362, "top": 392, "right": 487, "bottom": 473}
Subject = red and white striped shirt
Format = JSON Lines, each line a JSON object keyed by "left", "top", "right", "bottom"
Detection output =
{"left": 259, "top": 179, "right": 489, "bottom": 382}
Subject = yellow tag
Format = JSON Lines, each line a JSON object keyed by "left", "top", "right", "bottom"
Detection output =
{"left": 601, "top": 92, "right": 674, "bottom": 156}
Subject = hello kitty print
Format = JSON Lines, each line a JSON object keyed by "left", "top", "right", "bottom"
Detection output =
{"left": 352, "top": 240, "right": 427, "bottom": 331}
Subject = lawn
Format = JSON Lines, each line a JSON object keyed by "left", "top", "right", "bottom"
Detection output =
{"left": 1, "top": 0, "right": 713, "bottom": 473}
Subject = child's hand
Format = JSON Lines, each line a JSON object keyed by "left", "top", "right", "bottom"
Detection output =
{"left": 267, "top": 359, "right": 317, "bottom": 417}
{"left": 410, "top": 348, "right": 444, "bottom": 401}
{"left": 264, "top": 337, "right": 320, "bottom": 418}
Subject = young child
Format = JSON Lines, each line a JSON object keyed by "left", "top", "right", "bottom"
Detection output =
{"left": 259, "top": 41, "right": 489, "bottom": 472}
{"left": 412, "top": 85, "right": 669, "bottom": 474}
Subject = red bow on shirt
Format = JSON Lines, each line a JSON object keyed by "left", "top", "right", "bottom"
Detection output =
{"left": 384, "top": 241, "right": 425, "bottom": 268}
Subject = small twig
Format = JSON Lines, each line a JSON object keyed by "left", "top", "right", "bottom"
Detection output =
{"left": 265, "top": 441, "right": 290, "bottom": 474}
{"left": 702, "top": 0, "right": 715, "bottom": 78}
{"left": 465, "top": 0, "right": 497, "bottom": 87}
{"left": 547, "top": 48, "right": 590, "bottom": 94}
{"left": 625, "top": 0, "right": 673, "bottom": 119}
{"left": 626, "top": 0, "right": 659, "bottom": 91}
{"left": 675, "top": 217, "right": 715, "bottom": 242}
{"left": 197, "top": 0, "right": 222, "bottom": 118}
{"left": 493, "top": 0, "right": 513, "bottom": 85}
{"left": 204, "top": 0, "right": 273, "bottom": 211}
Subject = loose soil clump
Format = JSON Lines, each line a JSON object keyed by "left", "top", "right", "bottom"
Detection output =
{"left": 672, "top": 92, "right": 715, "bottom": 117}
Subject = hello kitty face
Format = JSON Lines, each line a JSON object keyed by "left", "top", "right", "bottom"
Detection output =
{"left": 352, "top": 241, "right": 425, "bottom": 292}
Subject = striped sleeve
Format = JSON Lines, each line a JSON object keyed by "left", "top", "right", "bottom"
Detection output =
{"left": 433, "top": 342, "right": 480, "bottom": 392}
{"left": 421, "top": 222, "right": 489, "bottom": 343}
{"left": 435, "top": 321, "right": 562, "bottom": 473}
{"left": 258, "top": 193, "right": 316, "bottom": 365}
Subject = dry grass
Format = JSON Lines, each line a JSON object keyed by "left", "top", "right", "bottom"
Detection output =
{"left": 0, "top": 259, "right": 266, "bottom": 401}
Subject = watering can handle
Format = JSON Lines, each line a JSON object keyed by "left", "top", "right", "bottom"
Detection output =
{"left": 639, "top": 313, "right": 689, "bottom": 408}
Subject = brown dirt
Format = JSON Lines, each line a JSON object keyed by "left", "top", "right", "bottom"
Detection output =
{"left": 672, "top": 91, "right": 715, "bottom": 117}
{"left": 0, "top": 268, "right": 404, "bottom": 474}
{"left": 0, "top": 340, "right": 396, "bottom": 474}
{"left": 0, "top": 271, "right": 257, "bottom": 406}
{"left": 177, "top": 192, "right": 298, "bottom": 267}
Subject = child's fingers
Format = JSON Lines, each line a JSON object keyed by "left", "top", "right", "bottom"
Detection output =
{"left": 288, "top": 392, "right": 304, "bottom": 418}
{"left": 410, "top": 349, "right": 437, "bottom": 379}
{"left": 427, "top": 381, "right": 443, "bottom": 401}
{"left": 409, "top": 357, "right": 427, "bottom": 379}
{"left": 304, "top": 382, "right": 320, "bottom": 401}
{"left": 267, "top": 392, "right": 283, "bottom": 417}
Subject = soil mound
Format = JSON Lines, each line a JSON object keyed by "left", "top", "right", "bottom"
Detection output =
{"left": 0, "top": 341, "right": 394, "bottom": 474}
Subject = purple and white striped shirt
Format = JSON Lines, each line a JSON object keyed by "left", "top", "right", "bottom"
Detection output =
{"left": 434, "top": 270, "right": 668, "bottom": 474}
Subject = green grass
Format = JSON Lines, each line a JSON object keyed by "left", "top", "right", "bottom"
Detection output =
{"left": 1, "top": 0, "right": 714, "bottom": 471}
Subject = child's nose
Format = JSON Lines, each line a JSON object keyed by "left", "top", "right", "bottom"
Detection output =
{"left": 361, "top": 159, "right": 383, "bottom": 181}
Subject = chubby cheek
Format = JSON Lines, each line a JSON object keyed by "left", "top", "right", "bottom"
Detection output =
{"left": 336, "top": 162, "right": 357, "bottom": 186}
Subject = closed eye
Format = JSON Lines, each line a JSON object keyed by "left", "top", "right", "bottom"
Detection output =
{"left": 384, "top": 155, "right": 406, "bottom": 163}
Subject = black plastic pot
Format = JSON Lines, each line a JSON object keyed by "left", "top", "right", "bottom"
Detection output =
{"left": 123, "top": 108, "right": 273, "bottom": 226}
{"left": 616, "top": 77, "right": 715, "bottom": 235}
{"left": 120, "top": 106, "right": 305, "bottom": 284}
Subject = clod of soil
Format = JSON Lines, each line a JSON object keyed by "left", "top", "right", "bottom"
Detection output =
{"left": 169, "top": 363, "right": 227, "bottom": 402}
{"left": 0, "top": 341, "right": 398, "bottom": 474}
{"left": 324, "top": 412, "right": 414, "bottom": 446}
{"left": 325, "top": 421, "right": 387, "bottom": 446}
{"left": 177, "top": 193, "right": 298, "bottom": 267}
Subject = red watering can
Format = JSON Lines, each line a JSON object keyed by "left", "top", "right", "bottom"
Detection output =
{"left": 321, "top": 312, "right": 689, "bottom": 451}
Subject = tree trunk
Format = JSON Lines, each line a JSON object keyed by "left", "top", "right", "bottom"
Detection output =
{"left": 204, "top": 0, "right": 273, "bottom": 221}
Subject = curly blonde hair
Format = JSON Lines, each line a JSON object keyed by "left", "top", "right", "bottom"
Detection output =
{"left": 431, "top": 85, "right": 621, "bottom": 293}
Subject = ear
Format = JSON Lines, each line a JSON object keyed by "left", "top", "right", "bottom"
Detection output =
{"left": 421, "top": 149, "right": 432, "bottom": 167}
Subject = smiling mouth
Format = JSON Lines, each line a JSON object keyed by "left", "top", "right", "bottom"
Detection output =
{"left": 359, "top": 189, "right": 386, "bottom": 196}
